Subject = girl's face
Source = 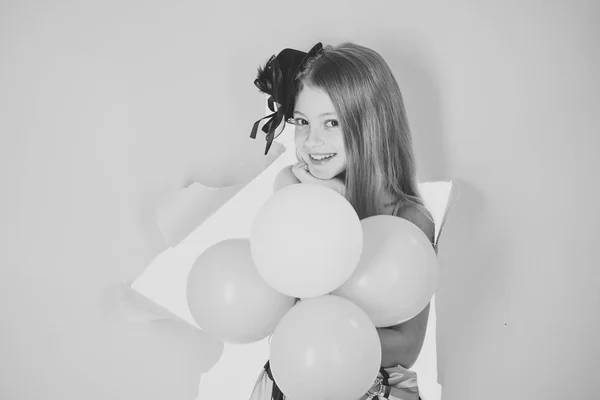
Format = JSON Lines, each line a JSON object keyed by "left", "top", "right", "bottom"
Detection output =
{"left": 292, "top": 85, "right": 347, "bottom": 180}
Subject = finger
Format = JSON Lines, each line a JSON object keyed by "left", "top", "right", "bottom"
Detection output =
{"left": 292, "top": 160, "right": 308, "bottom": 172}
{"left": 291, "top": 163, "right": 308, "bottom": 176}
{"left": 291, "top": 168, "right": 305, "bottom": 182}
{"left": 291, "top": 163, "right": 303, "bottom": 177}
{"left": 291, "top": 164, "right": 313, "bottom": 182}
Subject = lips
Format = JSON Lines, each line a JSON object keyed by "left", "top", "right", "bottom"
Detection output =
{"left": 310, "top": 153, "right": 335, "bottom": 160}
{"left": 307, "top": 153, "right": 337, "bottom": 165}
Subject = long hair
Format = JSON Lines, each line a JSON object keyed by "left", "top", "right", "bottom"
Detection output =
{"left": 296, "top": 42, "right": 430, "bottom": 220}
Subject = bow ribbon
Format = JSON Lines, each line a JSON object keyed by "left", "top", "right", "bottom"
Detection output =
{"left": 250, "top": 43, "right": 324, "bottom": 155}
{"left": 250, "top": 57, "right": 285, "bottom": 155}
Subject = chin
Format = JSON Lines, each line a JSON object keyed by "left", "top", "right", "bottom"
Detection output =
{"left": 315, "top": 172, "right": 335, "bottom": 180}
{"left": 309, "top": 167, "right": 342, "bottom": 180}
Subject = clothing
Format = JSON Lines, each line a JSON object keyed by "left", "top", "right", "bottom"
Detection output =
{"left": 248, "top": 360, "right": 421, "bottom": 400}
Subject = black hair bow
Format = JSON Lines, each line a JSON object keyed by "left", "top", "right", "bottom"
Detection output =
{"left": 250, "top": 43, "right": 323, "bottom": 155}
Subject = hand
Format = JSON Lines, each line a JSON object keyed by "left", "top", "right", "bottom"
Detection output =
{"left": 273, "top": 164, "right": 301, "bottom": 193}
{"left": 291, "top": 160, "right": 346, "bottom": 197}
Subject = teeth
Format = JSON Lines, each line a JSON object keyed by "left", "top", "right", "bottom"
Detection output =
{"left": 310, "top": 153, "right": 335, "bottom": 161}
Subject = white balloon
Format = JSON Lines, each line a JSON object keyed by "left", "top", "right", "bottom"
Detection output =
{"left": 269, "top": 295, "right": 381, "bottom": 400}
{"left": 332, "top": 215, "right": 438, "bottom": 327}
{"left": 186, "top": 239, "right": 295, "bottom": 344}
{"left": 250, "top": 184, "right": 363, "bottom": 298}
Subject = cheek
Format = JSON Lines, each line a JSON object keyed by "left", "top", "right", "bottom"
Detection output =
{"left": 334, "top": 134, "right": 346, "bottom": 155}
{"left": 294, "top": 131, "right": 307, "bottom": 150}
{"left": 337, "top": 154, "right": 347, "bottom": 169}
{"left": 294, "top": 132, "right": 305, "bottom": 161}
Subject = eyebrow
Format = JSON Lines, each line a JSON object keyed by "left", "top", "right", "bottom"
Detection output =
{"left": 293, "top": 111, "right": 336, "bottom": 117}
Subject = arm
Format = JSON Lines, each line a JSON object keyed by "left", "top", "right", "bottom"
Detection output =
{"left": 273, "top": 164, "right": 301, "bottom": 192}
{"left": 377, "top": 303, "right": 430, "bottom": 369}
{"left": 377, "top": 203, "right": 436, "bottom": 369}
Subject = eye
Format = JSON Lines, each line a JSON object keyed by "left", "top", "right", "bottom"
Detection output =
{"left": 324, "top": 119, "right": 339, "bottom": 128}
{"left": 290, "top": 117, "right": 309, "bottom": 126}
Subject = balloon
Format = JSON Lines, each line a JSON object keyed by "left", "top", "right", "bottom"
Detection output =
{"left": 269, "top": 295, "right": 381, "bottom": 400}
{"left": 250, "top": 184, "right": 363, "bottom": 299}
{"left": 332, "top": 215, "right": 438, "bottom": 327}
{"left": 186, "top": 238, "right": 295, "bottom": 344}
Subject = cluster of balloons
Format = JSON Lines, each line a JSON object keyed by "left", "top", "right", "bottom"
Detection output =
{"left": 186, "top": 184, "right": 438, "bottom": 400}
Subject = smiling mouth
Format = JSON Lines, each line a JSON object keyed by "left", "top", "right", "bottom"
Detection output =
{"left": 308, "top": 153, "right": 336, "bottom": 161}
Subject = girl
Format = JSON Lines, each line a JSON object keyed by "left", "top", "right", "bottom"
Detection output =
{"left": 250, "top": 42, "right": 435, "bottom": 400}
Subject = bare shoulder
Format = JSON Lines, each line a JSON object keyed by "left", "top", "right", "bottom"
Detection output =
{"left": 395, "top": 203, "right": 435, "bottom": 246}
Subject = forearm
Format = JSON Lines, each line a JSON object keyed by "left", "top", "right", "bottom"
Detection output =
{"left": 377, "top": 327, "right": 422, "bottom": 369}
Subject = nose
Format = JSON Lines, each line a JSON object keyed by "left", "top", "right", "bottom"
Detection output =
{"left": 304, "top": 125, "right": 325, "bottom": 149}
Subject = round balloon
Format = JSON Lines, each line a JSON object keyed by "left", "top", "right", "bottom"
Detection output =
{"left": 250, "top": 184, "right": 363, "bottom": 298}
{"left": 186, "top": 238, "right": 295, "bottom": 344}
{"left": 269, "top": 295, "right": 381, "bottom": 400}
{"left": 332, "top": 215, "right": 438, "bottom": 327}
